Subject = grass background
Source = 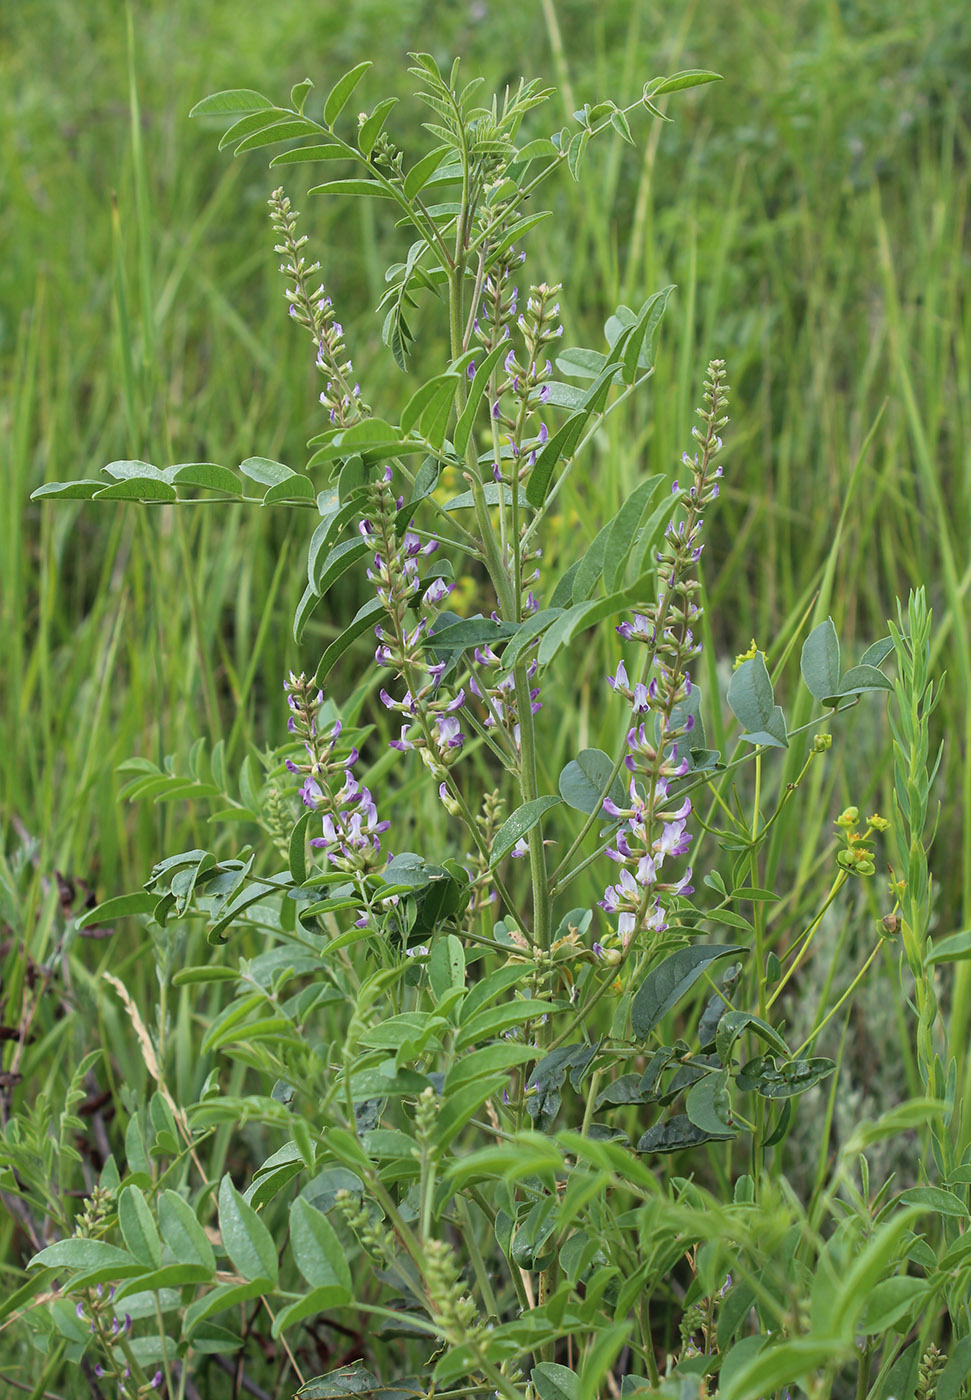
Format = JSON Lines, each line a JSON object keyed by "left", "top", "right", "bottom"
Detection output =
{"left": 3, "top": 0, "right": 971, "bottom": 1384}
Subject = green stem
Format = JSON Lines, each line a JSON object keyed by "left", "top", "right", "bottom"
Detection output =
{"left": 793, "top": 942, "right": 882, "bottom": 1058}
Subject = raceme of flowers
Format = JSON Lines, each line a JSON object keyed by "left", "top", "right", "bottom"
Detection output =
{"left": 269, "top": 187, "right": 366, "bottom": 430}
{"left": 284, "top": 672, "right": 389, "bottom": 876}
{"left": 597, "top": 360, "right": 728, "bottom": 960}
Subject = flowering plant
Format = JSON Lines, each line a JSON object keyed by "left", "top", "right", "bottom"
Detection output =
{"left": 23, "top": 53, "right": 963, "bottom": 1400}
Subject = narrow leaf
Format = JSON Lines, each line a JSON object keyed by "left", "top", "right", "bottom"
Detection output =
{"left": 323, "top": 62, "right": 372, "bottom": 127}
{"left": 491, "top": 796, "right": 562, "bottom": 866}
{"left": 76, "top": 892, "right": 158, "bottom": 929}
{"left": 315, "top": 597, "right": 386, "bottom": 680}
{"left": 190, "top": 89, "right": 274, "bottom": 118}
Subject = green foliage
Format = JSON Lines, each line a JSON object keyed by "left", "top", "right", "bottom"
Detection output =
{"left": 4, "top": 5, "right": 968, "bottom": 1399}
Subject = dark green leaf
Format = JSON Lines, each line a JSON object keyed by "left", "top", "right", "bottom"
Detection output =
{"left": 827, "top": 664, "right": 892, "bottom": 702}
{"left": 498, "top": 609, "right": 564, "bottom": 671}
{"left": 898, "top": 1186, "right": 969, "bottom": 1218}
{"left": 727, "top": 654, "right": 788, "bottom": 748}
{"left": 443, "top": 482, "right": 529, "bottom": 512}
{"left": 118, "top": 1186, "right": 162, "bottom": 1269}
{"left": 190, "top": 89, "right": 274, "bottom": 117}
{"left": 93, "top": 478, "right": 177, "bottom": 502}
{"left": 218, "top": 1175, "right": 279, "bottom": 1285}
{"left": 526, "top": 358, "right": 618, "bottom": 508}
{"left": 323, "top": 62, "right": 372, "bottom": 127}
{"left": 309, "top": 179, "right": 394, "bottom": 199}
{"left": 263, "top": 474, "right": 315, "bottom": 505}
{"left": 294, "top": 583, "right": 323, "bottom": 644}
{"left": 858, "top": 1276, "right": 928, "bottom": 1334}
{"left": 269, "top": 143, "right": 346, "bottom": 166}
{"left": 423, "top": 616, "right": 519, "bottom": 654}
{"left": 403, "top": 144, "right": 449, "bottom": 199}
{"left": 313, "top": 537, "right": 368, "bottom": 597}
{"left": 30, "top": 479, "right": 102, "bottom": 500}
{"left": 800, "top": 619, "right": 841, "bottom": 703}
{"left": 234, "top": 118, "right": 324, "bottom": 154}
{"left": 938, "top": 1337, "right": 971, "bottom": 1400}
{"left": 558, "top": 749, "right": 627, "bottom": 816}
{"left": 536, "top": 590, "right": 633, "bottom": 667}
{"left": 715, "top": 1010, "right": 790, "bottom": 1065}
{"left": 603, "top": 475, "right": 665, "bottom": 591}
{"left": 297, "top": 1363, "right": 382, "bottom": 1398}
{"left": 315, "top": 598, "right": 385, "bottom": 680}
{"left": 75, "top": 892, "right": 157, "bottom": 929}
{"left": 684, "top": 1069, "right": 736, "bottom": 1137}
{"left": 621, "top": 286, "right": 674, "bottom": 385}
{"left": 631, "top": 945, "right": 743, "bottom": 1039}
{"left": 400, "top": 373, "right": 458, "bottom": 434}
{"left": 737, "top": 1055, "right": 836, "bottom": 1098}
{"left": 636, "top": 1113, "right": 733, "bottom": 1153}
{"left": 289, "top": 1197, "right": 352, "bottom": 1295}
{"left": 454, "top": 341, "right": 509, "bottom": 457}
{"left": 158, "top": 1192, "right": 215, "bottom": 1272}
{"left": 491, "top": 796, "right": 562, "bottom": 866}
{"left": 645, "top": 71, "right": 722, "bottom": 97}
{"left": 532, "top": 1362, "right": 580, "bottom": 1400}
{"left": 572, "top": 519, "right": 612, "bottom": 601}
{"left": 29, "top": 1239, "right": 135, "bottom": 1272}
{"left": 288, "top": 811, "right": 313, "bottom": 886}
{"left": 358, "top": 98, "right": 398, "bottom": 157}
{"left": 171, "top": 462, "right": 243, "bottom": 496}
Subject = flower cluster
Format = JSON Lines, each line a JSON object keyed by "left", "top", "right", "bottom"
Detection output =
{"left": 268, "top": 187, "right": 365, "bottom": 429}
{"left": 597, "top": 361, "right": 728, "bottom": 958}
{"left": 284, "top": 673, "right": 389, "bottom": 875}
{"left": 74, "top": 1288, "right": 161, "bottom": 1396}
{"left": 364, "top": 475, "right": 469, "bottom": 791}
{"left": 467, "top": 645, "right": 542, "bottom": 752}
{"left": 835, "top": 806, "right": 888, "bottom": 877}
{"left": 487, "top": 282, "right": 561, "bottom": 488}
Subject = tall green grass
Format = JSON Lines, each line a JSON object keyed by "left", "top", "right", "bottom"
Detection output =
{"left": 3, "top": 0, "right": 970, "bottom": 1378}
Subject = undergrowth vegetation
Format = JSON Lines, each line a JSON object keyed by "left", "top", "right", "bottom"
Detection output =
{"left": 3, "top": 2, "right": 971, "bottom": 1397}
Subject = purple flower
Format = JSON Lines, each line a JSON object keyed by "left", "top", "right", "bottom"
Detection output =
{"left": 608, "top": 659, "right": 629, "bottom": 691}
{"left": 435, "top": 714, "right": 464, "bottom": 749}
{"left": 423, "top": 577, "right": 453, "bottom": 607}
{"left": 616, "top": 613, "right": 655, "bottom": 642}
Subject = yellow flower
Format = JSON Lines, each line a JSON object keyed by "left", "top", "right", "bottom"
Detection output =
{"left": 733, "top": 639, "right": 759, "bottom": 670}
